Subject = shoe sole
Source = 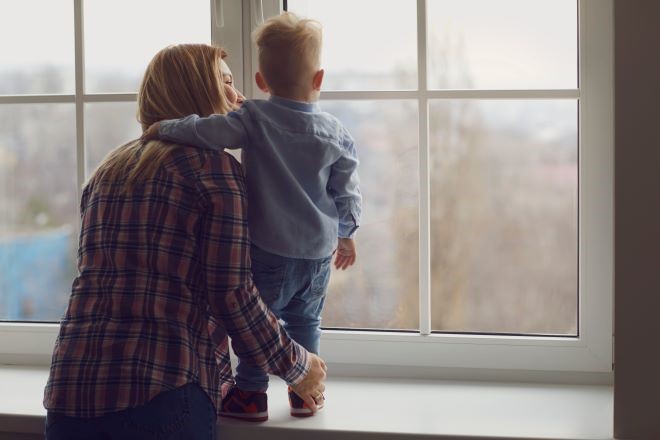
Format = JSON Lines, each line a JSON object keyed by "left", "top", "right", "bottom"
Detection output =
{"left": 219, "top": 411, "right": 268, "bottom": 422}
{"left": 290, "top": 402, "right": 324, "bottom": 417}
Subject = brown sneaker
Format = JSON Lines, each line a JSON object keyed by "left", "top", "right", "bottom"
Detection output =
{"left": 219, "top": 386, "right": 268, "bottom": 422}
{"left": 287, "top": 386, "right": 324, "bottom": 417}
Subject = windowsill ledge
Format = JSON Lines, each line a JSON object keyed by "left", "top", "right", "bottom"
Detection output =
{"left": 0, "top": 366, "right": 613, "bottom": 440}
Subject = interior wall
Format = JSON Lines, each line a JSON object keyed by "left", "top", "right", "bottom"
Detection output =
{"left": 613, "top": 0, "right": 660, "bottom": 438}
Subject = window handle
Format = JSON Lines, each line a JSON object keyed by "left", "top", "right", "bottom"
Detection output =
{"left": 252, "top": 0, "right": 264, "bottom": 26}
{"left": 214, "top": 0, "right": 224, "bottom": 29}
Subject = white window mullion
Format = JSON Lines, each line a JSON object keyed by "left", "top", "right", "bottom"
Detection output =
{"left": 74, "top": 0, "right": 86, "bottom": 192}
{"left": 242, "top": 0, "right": 256, "bottom": 98}
{"left": 320, "top": 90, "right": 417, "bottom": 100}
{"left": 246, "top": 0, "right": 282, "bottom": 100}
{"left": 577, "top": 0, "right": 614, "bottom": 368}
{"left": 417, "top": 0, "right": 431, "bottom": 336}
{"left": 0, "top": 95, "right": 75, "bottom": 104}
{"left": 211, "top": 0, "right": 246, "bottom": 94}
{"left": 424, "top": 89, "right": 580, "bottom": 99}
{"left": 84, "top": 93, "right": 138, "bottom": 103}
{"left": 320, "top": 90, "right": 580, "bottom": 101}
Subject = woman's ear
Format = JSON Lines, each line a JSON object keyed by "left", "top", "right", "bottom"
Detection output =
{"left": 312, "top": 69, "right": 324, "bottom": 91}
{"left": 255, "top": 72, "right": 270, "bottom": 93}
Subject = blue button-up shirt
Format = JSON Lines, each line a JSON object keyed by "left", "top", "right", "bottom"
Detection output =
{"left": 159, "top": 95, "right": 362, "bottom": 259}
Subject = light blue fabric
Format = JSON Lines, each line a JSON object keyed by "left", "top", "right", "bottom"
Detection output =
{"left": 159, "top": 95, "right": 362, "bottom": 259}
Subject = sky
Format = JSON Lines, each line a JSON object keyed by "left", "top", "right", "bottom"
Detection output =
{"left": 0, "top": 0, "right": 577, "bottom": 91}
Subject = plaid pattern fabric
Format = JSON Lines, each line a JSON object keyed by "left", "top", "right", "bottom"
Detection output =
{"left": 43, "top": 145, "right": 310, "bottom": 418}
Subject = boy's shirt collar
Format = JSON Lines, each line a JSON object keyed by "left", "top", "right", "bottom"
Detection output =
{"left": 269, "top": 95, "right": 321, "bottom": 113}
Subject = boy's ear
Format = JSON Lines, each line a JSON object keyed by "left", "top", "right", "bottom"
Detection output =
{"left": 255, "top": 72, "right": 270, "bottom": 93}
{"left": 312, "top": 69, "right": 324, "bottom": 91}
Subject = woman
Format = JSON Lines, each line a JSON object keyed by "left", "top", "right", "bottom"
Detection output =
{"left": 43, "top": 44, "right": 326, "bottom": 440}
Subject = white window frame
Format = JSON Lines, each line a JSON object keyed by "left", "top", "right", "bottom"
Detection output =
{"left": 0, "top": 0, "right": 613, "bottom": 382}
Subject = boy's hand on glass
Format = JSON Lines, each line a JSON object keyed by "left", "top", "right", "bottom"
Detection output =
{"left": 290, "top": 353, "right": 327, "bottom": 414}
{"left": 141, "top": 122, "right": 161, "bottom": 142}
{"left": 334, "top": 238, "right": 356, "bottom": 270}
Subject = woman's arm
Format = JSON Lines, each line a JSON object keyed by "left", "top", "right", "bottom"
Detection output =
{"left": 197, "top": 153, "right": 325, "bottom": 408}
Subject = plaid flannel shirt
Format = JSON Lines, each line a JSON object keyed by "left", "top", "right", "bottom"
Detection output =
{"left": 43, "top": 145, "right": 310, "bottom": 417}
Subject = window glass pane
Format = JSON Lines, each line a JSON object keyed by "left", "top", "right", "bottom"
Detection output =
{"left": 427, "top": 0, "right": 577, "bottom": 89}
{"left": 0, "top": 104, "right": 77, "bottom": 321}
{"left": 429, "top": 100, "right": 577, "bottom": 335}
{"left": 84, "top": 0, "right": 210, "bottom": 93}
{"left": 319, "top": 101, "right": 419, "bottom": 330}
{"left": 287, "top": 0, "right": 417, "bottom": 90}
{"left": 85, "top": 102, "right": 141, "bottom": 176}
{"left": 0, "top": 1, "right": 74, "bottom": 94}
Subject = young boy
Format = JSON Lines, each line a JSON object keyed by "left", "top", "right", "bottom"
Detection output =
{"left": 144, "top": 12, "right": 361, "bottom": 420}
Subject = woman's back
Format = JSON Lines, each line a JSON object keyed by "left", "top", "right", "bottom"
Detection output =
{"left": 45, "top": 146, "right": 246, "bottom": 417}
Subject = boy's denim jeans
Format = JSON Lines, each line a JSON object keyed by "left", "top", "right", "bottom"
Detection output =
{"left": 45, "top": 383, "right": 216, "bottom": 440}
{"left": 236, "top": 245, "right": 332, "bottom": 392}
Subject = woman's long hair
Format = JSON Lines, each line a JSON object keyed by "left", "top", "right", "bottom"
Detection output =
{"left": 88, "top": 44, "right": 233, "bottom": 192}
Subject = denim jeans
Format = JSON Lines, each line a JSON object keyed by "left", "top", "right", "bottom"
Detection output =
{"left": 235, "top": 245, "right": 332, "bottom": 392}
{"left": 45, "top": 383, "right": 216, "bottom": 440}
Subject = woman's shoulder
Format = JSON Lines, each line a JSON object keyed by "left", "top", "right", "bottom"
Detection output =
{"left": 164, "top": 144, "right": 242, "bottom": 173}
{"left": 164, "top": 144, "right": 245, "bottom": 192}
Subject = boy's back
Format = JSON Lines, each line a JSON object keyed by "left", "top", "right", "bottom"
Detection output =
{"left": 159, "top": 95, "right": 361, "bottom": 259}
{"left": 160, "top": 96, "right": 361, "bottom": 259}
{"left": 241, "top": 97, "right": 360, "bottom": 258}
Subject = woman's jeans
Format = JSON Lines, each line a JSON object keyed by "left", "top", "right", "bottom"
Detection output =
{"left": 45, "top": 383, "right": 215, "bottom": 440}
{"left": 236, "top": 245, "right": 332, "bottom": 392}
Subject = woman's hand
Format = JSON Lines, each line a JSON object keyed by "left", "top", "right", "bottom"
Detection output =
{"left": 334, "top": 238, "right": 357, "bottom": 270}
{"left": 141, "top": 122, "right": 161, "bottom": 142}
{"left": 289, "top": 353, "right": 327, "bottom": 413}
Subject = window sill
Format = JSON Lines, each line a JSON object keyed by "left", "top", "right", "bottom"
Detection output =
{"left": 0, "top": 366, "right": 613, "bottom": 440}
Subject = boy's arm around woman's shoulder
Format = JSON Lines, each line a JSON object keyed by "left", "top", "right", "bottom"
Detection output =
{"left": 157, "top": 106, "right": 251, "bottom": 151}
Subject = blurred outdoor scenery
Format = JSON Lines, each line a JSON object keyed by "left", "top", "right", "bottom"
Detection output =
{"left": 0, "top": 0, "right": 577, "bottom": 335}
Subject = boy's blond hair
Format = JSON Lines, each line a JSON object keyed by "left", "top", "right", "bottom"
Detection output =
{"left": 253, "top": 12, "right": 322, "bottom": 96}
